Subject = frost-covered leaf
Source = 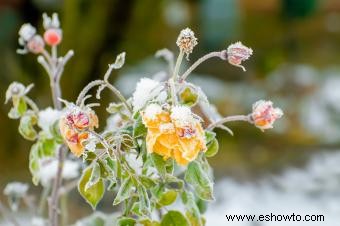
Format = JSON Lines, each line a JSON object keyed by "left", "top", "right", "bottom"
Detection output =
{"left": 19, "top": 112, "right": 37, "bottom": 140}
{"left": 78, "top": 166, "right": 105, "bottom": 209}
{"left": 179, "top": 87, "right": 198, "bottom": 106}
{"left": 158, "top": 190, "right": 177, "bottom": 206}
{"left": 161, "top": 211, "right": 189, "bottom": 226}
{"left": 138, "top": 185, "right": 150, "bottom": 215}
{"left": 184, "top": 161, "right": 214, "bottom": 201}
{"left": 85, "top": 162, "right": 101, "bottom": 191}
{"left": 151, "top": 153, "right": 167, "bottom": 177}
{"left": 204, "top": 131, "right": 216, "bottom": 145}
{"left": 29, "top": 143, "right": 40, "bottom": 185}
{"left": 106, "top": 102, "right": 124, "bottom": 114}
{"left": 139, "top": 219, "right": 161, "bottom": 226}
{"left": 112, "top": 52, "right": 126, "bottom": 69}
{"left": 113, "top": 177, "right": 133, "bottom": 205}
{"left": 205, "top": 138, "right": 219, "bottom": 157}
{"left": 133, "top": 114, "right": 147, "bottom": 138}
{"left": 118, "top": 217, "right": 136, "bottom": 226}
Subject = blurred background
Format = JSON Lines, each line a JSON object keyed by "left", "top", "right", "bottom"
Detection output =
{"left": 1, "top": 0, "right": 340, "bottom": 225}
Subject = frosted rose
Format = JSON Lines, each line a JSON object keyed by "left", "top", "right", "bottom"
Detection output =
{"left": 227, "top": 41, "right": 253, "bottom": 71}
{"left": 142, "top": 104, "right": 206, "bottom": 165}
{"left": 251, "top": 100, "right": 283, "bottom": 131}
{"left": 60, "top": 107, "right": 98, "bottom": 157}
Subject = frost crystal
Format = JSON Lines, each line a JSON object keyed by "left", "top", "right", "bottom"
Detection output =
{"left": 38, "top": 107, "right": 62, "bottom": 137}
{"left": 132, "top": 78, "right": 165, "bottom": 112}
{"left": 176, "top": 28, "right": 198, "bottom": 59}
{"left": 18, "top": 23, "right": 36, "bottom": 41}
{"left": 143, "top": 103, "right": 162, "bottom": 120}
{"left": 171, "top": 105, "right": 194, "bottom": 126}
{"left": 3, "top": 182, "right": 29, "bottom": 197}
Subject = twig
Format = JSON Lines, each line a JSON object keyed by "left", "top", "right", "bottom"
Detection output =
{"left": 206, "top": 115, "right": 252, "bottom": 131}
{"left": 180, "top": 51, "right": 227, "bottom": 81}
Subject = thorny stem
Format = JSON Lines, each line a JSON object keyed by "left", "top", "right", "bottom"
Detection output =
{"left": 180, "top": 51, "right": 227, "bottom": 81}
{"left": 207, "top": 114, "right": 252, "bottom": 131}
{"left": 38, "top": 48, "right": 73, "bottom": 226}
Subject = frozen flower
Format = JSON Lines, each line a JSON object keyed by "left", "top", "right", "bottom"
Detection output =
{"left": 142, "top": 104, "right": 206, "bottom": 165}
{"left": 227, "top": 41, "right": 253, "bottom": 71}
{"left": 132, "top": 78, "right": 165, "bottom": 112}
{"left": 176, "top": 28, "right": 198, "bottom": 60}
{"left": 27, "top": 35, "right": 45, "bottom": 54}
{"left": 5, "top": 82, "right": 33, "bottom": 104}
{"left": 251, "top": 100, "right": 283, "bottom": 131}
{"left": 42, "top": 13, "right": 62, "bottom": 46}
{"left": 18, "top": 23, "right": 36, "bottom": 41}
{"left": 17, "top": 24, "right": 45, "bottom": 54}
{"left": 37, "top": 158, "right": 80, "bottom": 186}
{"left": 38, "top": 107, "right": 62, "bottom": 138}
{"left": 59, "top": 106, "right": 98, "bottom": 157}
{"left": 3, "top": 182, "right": 29, "bottom": 197}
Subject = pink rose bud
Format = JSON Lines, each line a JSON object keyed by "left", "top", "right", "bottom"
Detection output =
{"left": 43, "top": 28, "right": 62, "bottom": 46}
{"left": 227, "top": 41, "right": 253, "bottom": 71}
{"left": 251, "top": 100, "right": 283, "bottom": 131}
{"left": 73, "top": 112, "right": 90, "bottom": 129}
{"left": 27, "top": 35, "right": 45, "bottom": 54}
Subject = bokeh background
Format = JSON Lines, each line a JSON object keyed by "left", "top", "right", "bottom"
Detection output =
{"left": 1, "top": 0, "right": 340, "bottom": 225}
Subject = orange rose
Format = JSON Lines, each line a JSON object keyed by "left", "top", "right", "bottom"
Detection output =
{"left": 142, "top": 104, "right": 206, "bottom": 165}
{"left": 59, "top": 107, "right": 98, "bottom": 157}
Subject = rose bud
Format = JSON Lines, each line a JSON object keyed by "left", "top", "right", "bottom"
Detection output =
{"left": 251, "top": 100, "right": 283, "bottom": 131}
{"left": 43, "top": 28, "right": 62, "bottom": 46}
{"left": 227, "top": 41, "right": 253, "bottom": 71}
{"left": 27, "top": 35, "right": 45, "bottom": 54}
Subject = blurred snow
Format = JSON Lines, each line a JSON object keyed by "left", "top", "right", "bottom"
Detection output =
{"left": 206, "top": 150, "right": 340, "bottom": 226}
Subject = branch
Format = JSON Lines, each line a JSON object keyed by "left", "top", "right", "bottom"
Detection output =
{"left": 206, "top": 114, "right": 252, "bottom": 131}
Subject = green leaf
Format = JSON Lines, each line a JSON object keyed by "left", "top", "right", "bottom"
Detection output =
{"left": 140, "top": 175, "right": 156, "bottom": 188}
{"left": 151, "top": 153, "right": 167, "bottom": 177}
{"left": 133, "top": 114, "right": 147, "bottom": 138}
{"left": 205, "top": 138, "right": 219, "bottom": 157}
{"left": 17, "top": 98, "right": 27, "bottom": 116}
{"left": 39, "top": 138, "right": 57, "bottom": 157}
{"left": 161, "top": 210, "right": 189, "bottom": 226}
{"left": 204, "top": 131, "right": 216, "bottom": 145}
{"left": 113, "top": 177, "right": 133, "bottom": 205}
{"left": 179, "top": 87, "right": 198, "bottom": 106}
{"left": 85, "top": 162, "right": 101, "bottom": 191}
{"left": 184, "top": 161, "right": 214, "bottom": 201}
{"left": 138, "top": 185, "right": 150, "bottom": 215}
{"left": 118, "top": 217, "right": 136, "bottom": 226}
{"left": 78, "top": 166, "right": 105, "bottom": 209}
{"left": 18, "top": 112, "right": 37, "bottom": 141}
{"left": 181, "top": 191, "right": 202, "bottom": 226}
{"left": 29, "top": 143, "right": 40, "bottom": 185}
{"left": 140, "top": 219, "right": 161, "bottom": 226}
{"left": 158, "top": 190, "right": 177, "bottom": 206}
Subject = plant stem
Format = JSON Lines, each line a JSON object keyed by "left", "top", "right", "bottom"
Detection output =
{"left": 206, "top": 115, "right": 251, "bottom": 131}
{"left": 180, "top": 51, "right": 227, "bottom": 81}
{"left": 169, "top": 51, "right": 184, "bottom": 105}
{"left": 38, "top": 185, "right": 50, "bottom": 216}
